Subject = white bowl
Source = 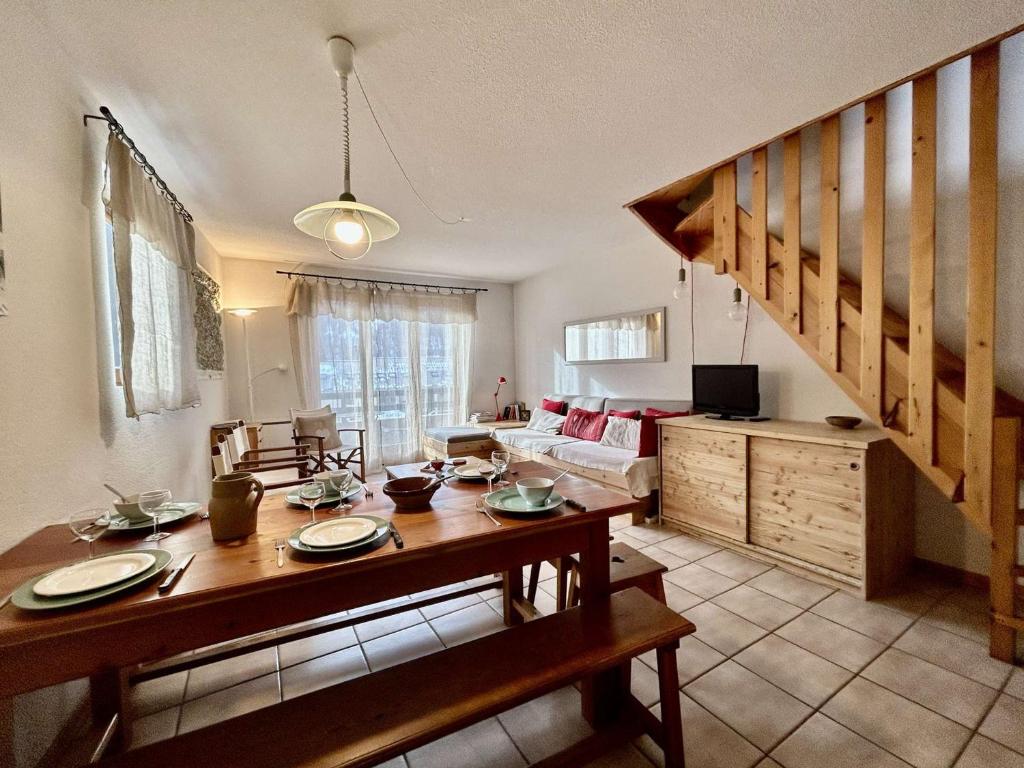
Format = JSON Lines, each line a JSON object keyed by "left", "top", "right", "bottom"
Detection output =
{"left": 516, "top": 477, "right": 555, "bottom": 506}
{"left": 113, "top": 494, "right": 149, "bottom": 522}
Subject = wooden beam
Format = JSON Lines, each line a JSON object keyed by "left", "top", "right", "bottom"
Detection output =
{"left": 964, "top": 45, "right": 999, "bottom": 521}
{"left": 751, "top": 148, "right": 768, "bottom": 298}
{"left": 909, "top": 73, "right": 937, "bottom": 464}
{"left": 783, "top": 134, "right": 802, "bottom": 332}
{"left": 713, "top": 164, "right": 737, "bottom": 275}
{"left": 819, "top": 115, "right": 841, "bottom": 369}
{"left": 861, "top": 95, "right": 886, "bottom": 416}
{"left": 989, "top": 417, "right": 1019, "bottom": 661}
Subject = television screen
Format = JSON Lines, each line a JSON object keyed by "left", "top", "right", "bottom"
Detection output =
{"left": 692, "top": 365, "right": 760, "bottom": 418}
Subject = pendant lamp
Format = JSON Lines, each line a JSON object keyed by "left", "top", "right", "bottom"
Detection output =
{"left": 293, "top": 36, "right": 399, "bottom": 261}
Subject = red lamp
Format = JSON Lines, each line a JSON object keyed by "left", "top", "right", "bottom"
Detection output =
{"left": 494, "top": 376, "right": 507, "bottom": 420}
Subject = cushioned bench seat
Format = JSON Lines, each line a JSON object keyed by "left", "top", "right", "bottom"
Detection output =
{"left": 494, "top": 427, "right": 579, "bottom": 453}
{"left": 547, "top": 441, "right": 659, "bottom": 497}
{"left": 422, "top": 426, "right": 494, "bottom": 460}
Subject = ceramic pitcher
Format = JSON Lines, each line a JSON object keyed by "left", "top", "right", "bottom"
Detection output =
{"left": 208, "top": 471, "right": 264, "bottom": 541}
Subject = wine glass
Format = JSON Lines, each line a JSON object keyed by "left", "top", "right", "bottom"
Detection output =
{"left": 491, "top": 450, "right": 511, "bottom": 487}
{"left": 299, "top": 481, "right": 326, "bottom": 523}
{"left": 477, "top": 461, "right": 497, "bottom": 499}
{"left": 326, "top": 469, "right": 353, "bottom": 515}
{"left": 138, "top": 489, "right": 172, "bottom": 542}
{"left": 68, "top": 508, "right": 108, "bottom": 558}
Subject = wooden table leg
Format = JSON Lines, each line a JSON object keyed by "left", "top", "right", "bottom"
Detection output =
{"left": 502, "top": 568, "right": 524, "bottom": 627}
{"left": 90, "top": 668, "right": 130, "bottom": 754}
{"left": 0, "top": 695, "right": 13, "bottom": 767}
{"left": 579, "top": 520, "right": 623, "bottom": 727}
{"left": 657, "top": 642, "right": 685, "bottom": 767}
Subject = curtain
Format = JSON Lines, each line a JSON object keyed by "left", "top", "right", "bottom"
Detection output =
{"left": 286, "top": 278, "right": 476, "bottom": 470}
{"left": 103, "top": 137, "right": 200, "bottom": 417}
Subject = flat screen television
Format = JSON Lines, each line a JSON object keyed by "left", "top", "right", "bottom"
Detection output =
{"left": 692, "top": 364, "right": 760, "bottom": 419}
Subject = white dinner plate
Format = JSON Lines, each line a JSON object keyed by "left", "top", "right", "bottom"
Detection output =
{"left": 452, "top": 463, "right": 484, "bottom": 479}
{"left": 32, "top": 551, "right": 158, "bottom": 597}
{"left": 298, "top": 517, "right": 378, "bottom": 548}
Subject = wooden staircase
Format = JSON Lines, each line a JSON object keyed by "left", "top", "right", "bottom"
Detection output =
{"left": 626, "top": 27, "right": 1024, "bottom": 662}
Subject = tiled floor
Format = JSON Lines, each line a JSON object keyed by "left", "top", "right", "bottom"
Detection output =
{"left": 127, "top": 516, "right": 1024, "bottom": 768}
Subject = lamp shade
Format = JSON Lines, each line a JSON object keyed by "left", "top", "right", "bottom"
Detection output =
{"left": 294, "top": 199, "right": 399, "bottom": 261}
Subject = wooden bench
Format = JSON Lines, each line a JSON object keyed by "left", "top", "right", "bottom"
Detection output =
{"left": 528, "top": 542, "right": 668, "bottom": 611}
{"left": 100, "top": 588, "right": 694, "bottom": 768}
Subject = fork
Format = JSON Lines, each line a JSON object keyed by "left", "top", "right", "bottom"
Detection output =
{"left": 274, "top": 539, "right": 286, "bottom": 567}
{"left": 476, "top": 499, "right": 502, "bottom": 527}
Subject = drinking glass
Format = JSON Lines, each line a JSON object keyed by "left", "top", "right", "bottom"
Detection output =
{"left": 68, "top": 508, "right": 108, "bottom": 558}
{"left": 326, "top": 469, "right": 353, "bottom": 496}
{"left": 491, "top": 450, "right": 511, "bottom": 487}
{"left": 477, "top": 461, "right": 497, "bottom": 499}
{"left": 138, "top": 489, "right": 172, "bottom": 542}
{"left": 299, "top": 481, "right": 326, "bottom": 523}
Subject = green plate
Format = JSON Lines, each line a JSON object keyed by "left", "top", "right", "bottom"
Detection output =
{"left": 287, "top": 515, "right": 389, "bottom": 555}
{"left": 11, "top": 549, "right": 173, "bottom": 611}
{"left": 106, "top": 503, "right": 201, "bottom": 532}
{"left": 286, "top": 484, "right": 362, "bottom": 509}
{"left": 484, "top": 487, "right": 564, "bottom": 515}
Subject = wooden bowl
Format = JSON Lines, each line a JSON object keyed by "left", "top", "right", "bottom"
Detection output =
{"left": 825, "top": 416, "right": 862, "bottom": 430}
{"left": 382, "top": 476, "right": 442, "bottom": 510}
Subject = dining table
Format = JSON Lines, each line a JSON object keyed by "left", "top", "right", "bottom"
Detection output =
{"left": 0, "top": 460, "right": 642, "bottom": 764}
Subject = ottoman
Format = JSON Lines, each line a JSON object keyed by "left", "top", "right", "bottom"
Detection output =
{"left": 422, "top": 426, "right": 495, "bottom": 461}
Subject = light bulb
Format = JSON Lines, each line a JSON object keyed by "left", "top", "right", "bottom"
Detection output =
{"left": 672, "top": 266, "right": 687, "bottom": 300}
{"left": 727, "top": 285, "right": 747, "bottom": 322}
{"left": 333, "top": 214, "right": 366, "bottom": 245}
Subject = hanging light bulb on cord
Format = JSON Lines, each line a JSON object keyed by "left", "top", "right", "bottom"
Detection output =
{"left": 727, "top": 283, "right": 747, "bottom": 322}
{"left": 672, "top": 260, "right": 687, "bottom": 300}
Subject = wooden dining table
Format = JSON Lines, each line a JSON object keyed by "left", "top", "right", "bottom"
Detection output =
{"left": 0, "top": 460, "right": 642, "bottom": 764}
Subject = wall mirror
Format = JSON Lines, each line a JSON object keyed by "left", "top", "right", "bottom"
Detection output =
{"left": 564, "top": 307, "right": 665, "bottom": 365}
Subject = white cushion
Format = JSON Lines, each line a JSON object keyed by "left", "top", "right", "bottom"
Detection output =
{"left": 494, "top": 428, "right": 579, "bottom": 454}
{"left": 599, "top": 416, "right": 641, "bottom": 452}
{"left": 547, "top": 441, "right": 659, "bottom": 497}
{"left": 527, "top": 409, "right": 566, "bottom": 434}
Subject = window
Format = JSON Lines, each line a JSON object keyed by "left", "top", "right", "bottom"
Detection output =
{"left": 104, "top": 220, "right": 123, "bottom": 377}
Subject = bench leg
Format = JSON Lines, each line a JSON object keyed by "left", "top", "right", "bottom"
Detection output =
{"left": 656, "top": 643, "right": 685, "bottom": 768}
{"left": 91, "top": 668, "right": 131, "bottom": 754}
{"left": 580, "top": 521, "right": 623, "bottom": 728}
{"left": 502, "top": 569, "right": 524, "bottom": 627}
{"left": 554, "top": 557, "right": 569, "bottom": 611}
{"left": 526, "top": 562, "right": 541, "bottom": 604}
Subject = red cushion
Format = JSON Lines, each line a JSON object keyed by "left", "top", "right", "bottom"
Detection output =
{"left": 540, "top": 398, "right": 566, "bottom": 415}
{"left": 563, "top": 407, "right": 609, "bottom": 442}
{"left": 608, "top": 409, "right": 640, "bottom": 419}
{"left": 638, "top": 407, "right": 690, "bottom": 457}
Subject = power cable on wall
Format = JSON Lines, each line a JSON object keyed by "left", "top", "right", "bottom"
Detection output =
{"left": 739, "top": 292, "right": 751, "bottom": 364}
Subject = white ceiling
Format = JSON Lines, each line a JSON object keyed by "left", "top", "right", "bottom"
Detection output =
{"left": 41, "top": 1, "right": 1023, "bottom": 281}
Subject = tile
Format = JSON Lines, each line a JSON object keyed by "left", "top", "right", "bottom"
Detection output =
{"left": 418, "top": 593, "right": 481, "bottom": 620}
{"left": 583, "top": 744, "right": 655, "bottom": 767}
{"left": 943, "top": 586, "right": 989, "bottom": 614}
{"left": 361, "top": 623, "right": 444, "bottom": 672}
{"left": 776, "top": 612, "right": 885, "bottom": 672}
{"left": 640, "top": 635, "right": 727, "bottom": 686}
{"left": 129, "top": 670, "right": 187, "bottom": 715}
{"left": 522, "top": 560, "right": 558, "bottom": 582}
{"left": 755, "top": 761, "right": 783, "bottom": 768}
{"left": 823, "top": 677, "right": 971, "bottom": 768}
{"left": 657, "top": 534, "right": 721, "bottom": 562}
{"left": 610, "top": 513, "right": 632, "bottom": 530}
{"left": 624, "top": 524, "right": 681, "bottom": 545}
{"left": 280, "top": 645, "right": 367, "bottom": 700}
{"left": 921, "top": 601, "right": 989, "bottom": 645}
{"left": 354, "top": 608, "right": 425, "bottom": 643}
{"left": 184, "top": 647, "right": 278, "bottom": 700}
{"left": 128, "top": 706, "right": 179, "bottom": 749}
{"left": 610, "top": 531, "right": 651, "bottom": 551}
{"left": 712, "top": 585, "right": 802, "bottom": 631}
{"left": 697, "top": 550, "right": 773, "bottom": 581}
{"left": 499, "top": 685, "right": 593, "bottom": 763}
{"left": 746, "top": 568, "right": 834, "bottom": 609}
{"left": 810, "top": 591, "right": 914, "bottom": 644}
{"left": 684, "top": 602, "right": 767, "bottom": 656}
{"left": 640, "top": 544, "right": 690, "bottom": 571}
{"left": 734, "top": 634, "right": 852, "bottom": 707}
{"left": 277, "top": 625, "right": 358, "bottom": 668}
{"left": 376, "top": 759, "right": 407, "bottom": 768}
{"left": 665, "top": 564, "right": 739, "bottom": 599}
{"left": 1005, "top": 667, "right": 1024, "bottom": 700}
{"left": 684, "top": 660, "right": 812, "bottom": 751}
{"left": 979, "top": 694, "right": 1024, "bottom": 754}
{"left": 861, "top": 648, "right": 999, "bottom": 728}
{"left": 894, "top": 621, "right": 1012, "bottom": 689}
{"left": 636, "top": 693, "right": 762, "bottom": 768}
{"left": 430, "top": 602, "right": 506, "bottom": 647}
{"left": 770, "top": 713, "right": 909, "bottom": 768}
{"left": 406, "top": 718, "right": 526, "bottom": 768}
{"left": 631, "top": 658, "right": 662, "bottom": 707}
{"left": 663, "top": 582, "right": 704, "bottom": 613}
{"left": 871, "top": 589, "right": 941, "bottom": 617}
{"left": 179, "top": 673, "right": 280, "bottom": 733}
{"left": 955, "top": 735, "right": 1024, "bottom": 768}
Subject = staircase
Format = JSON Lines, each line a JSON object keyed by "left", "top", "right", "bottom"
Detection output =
{"left": 627, "top": 28, "right": 1024, "bottom": 661}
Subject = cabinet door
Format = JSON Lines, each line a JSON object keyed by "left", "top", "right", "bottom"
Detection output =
{"left": 748, "top": 436, "right": 864, "bottom": 577}
{"left": 661, "top": 426, "right": 747, "bottom": 541}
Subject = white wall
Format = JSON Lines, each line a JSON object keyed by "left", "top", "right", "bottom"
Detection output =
{"left": 0, "top": 4, "right": 227, "bottom": 764}
{"left": 217, "top": 258, "right": 516, "bottom": 446}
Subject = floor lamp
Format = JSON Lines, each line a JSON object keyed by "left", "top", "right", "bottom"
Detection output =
{"left": 228, "top": 309, "right": 259, "bottom": 421}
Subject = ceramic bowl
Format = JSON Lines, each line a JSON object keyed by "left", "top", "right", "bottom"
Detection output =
{"left": 516, "top": 477, "right": 555, "bottom": 506}
{"left": 825, "top": 416, "right": 862, "bottom": 430}
{"left": 113, "top": 494, "right": 149, "bottom": 522}
{"left": 316, "top": 469, "right": 353, "bottom": 494}
{"left": 382, "top": 476, "right": 442, "bottom": 510}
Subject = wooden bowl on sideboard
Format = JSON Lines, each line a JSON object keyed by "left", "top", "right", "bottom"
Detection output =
{"left": 825, "top": 416, "right": 862, "bottom": 430}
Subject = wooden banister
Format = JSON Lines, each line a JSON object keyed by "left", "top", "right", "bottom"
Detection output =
{"left": 989, "top": 417, "right": 1020, "bottom": 662}
{"left": 818, "top": 115, "right": 840, "bottom": 370}
{"left": 783, "top": 133, "right": 802, "bottom": 332}
{"left": 713, "top": 163, "right": 737, "bottom": 275}
{"left": 751, "top": 148, "right": 768, "bottom": 298}
{"left": 861, "top": 94, "right": 886, "bottom": 417}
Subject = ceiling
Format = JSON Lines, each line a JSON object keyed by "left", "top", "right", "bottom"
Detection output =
{"left": 41, "top": 0, "right": 1023, "bottom": 281}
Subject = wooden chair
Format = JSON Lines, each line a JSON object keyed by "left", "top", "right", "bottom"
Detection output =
{"left": 528, "top": 542, "right": 668, "bottom": 610}
{"left": 213, "top": 422, "right": 311, "bottom": 490}
{"left": 265, "top": 406, "right": 366, "bottom": 481}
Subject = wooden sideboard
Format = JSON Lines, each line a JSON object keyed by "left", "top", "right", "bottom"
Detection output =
{"left": 657, "top": 415, "right": 914, "bottom": 597}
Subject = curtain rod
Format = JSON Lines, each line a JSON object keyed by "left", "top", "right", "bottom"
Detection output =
{"left": 276, "top": 270, "right": 489, "bottom": 293}
{"left": 83, "top": 106, "right": 194, "bottom": 223}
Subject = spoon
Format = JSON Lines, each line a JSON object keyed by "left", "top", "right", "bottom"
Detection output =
{"left": 103, "top": 483, "right": 128, "bottom": 503}
{"left": 550, "top": 468, "right": 572, "bottom": 483}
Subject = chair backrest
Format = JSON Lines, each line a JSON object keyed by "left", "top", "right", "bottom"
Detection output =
{"left": 212, "top": 441, "right": 234, "bottom": 476}
{"left": 221, "top": 422, "right": 252, "bottom": 466}
{"left": 290, "top": 406, "right": 341, "bottom": 451}
{"left": 289, "top": 405, "right": 333, "bottom": 427}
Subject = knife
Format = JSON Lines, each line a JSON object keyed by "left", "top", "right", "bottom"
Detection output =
{"left": 158, "top": 552, "right": 196, "bottom": 594}
{"left": 388, "top": 522, "right": 404, "bottom": 549}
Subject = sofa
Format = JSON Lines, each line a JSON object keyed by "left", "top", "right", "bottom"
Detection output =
{"left": 423, "top": 393, "right": 692, "bottom": 522}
